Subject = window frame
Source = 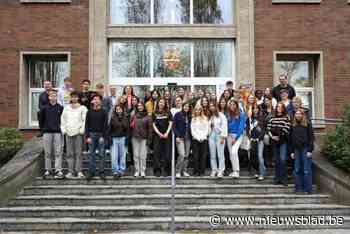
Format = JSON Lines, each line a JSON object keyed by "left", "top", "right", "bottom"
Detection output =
{"left": 108, "top": 0, "right": 235, "bottom": 26}
{"left": 19, "top": 51, "right": 71, "bottom": 129}
{"left": 273, "top": 51, "right": 325, "bottom": 128}
{"left": 109, "top": 39, "right": 235, "bottom": 98}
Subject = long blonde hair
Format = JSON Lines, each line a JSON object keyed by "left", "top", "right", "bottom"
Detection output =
{"left": 192, "top": 103, "right": 207, "bottom": 120}
{"left": 293, "top": 109, "right": 308, "bottom": 127}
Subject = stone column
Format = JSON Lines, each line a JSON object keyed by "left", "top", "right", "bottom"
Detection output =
{"left": 89, "top": 0, "right": 108, "bottom": 86}
{"left": 236, "top": 0, "right": 255, "bottom": 88}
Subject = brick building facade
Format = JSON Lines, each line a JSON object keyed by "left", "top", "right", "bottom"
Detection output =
{"left": 0, "top": 0, "right": 349, "bottom": 139}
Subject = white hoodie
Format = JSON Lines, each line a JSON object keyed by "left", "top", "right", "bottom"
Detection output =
{"left": 61, "top": 104, "right": 88, "bottom": 136}
{"left": 191, "top": 116, "right": 210, "bottom": 142}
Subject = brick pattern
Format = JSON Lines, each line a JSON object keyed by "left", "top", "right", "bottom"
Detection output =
{"left": 255, "top": 0, "right": 350, "bottom": 119}
{"left": 0, "top": 0, "right": 89, "bottom": 131}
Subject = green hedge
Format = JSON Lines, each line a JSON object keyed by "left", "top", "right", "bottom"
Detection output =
{"left": 0, "top": 128, "right": 23, "bottom": 166}
{"left": 322, "top": 105, "right": 350, "bottom": 172}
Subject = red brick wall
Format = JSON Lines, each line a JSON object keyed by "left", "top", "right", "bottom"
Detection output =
{"left": 0, "top": 0, "right": 89, "bottom": 133}
{"left": 255, "top": 0, "right": 350, "bottom": 119}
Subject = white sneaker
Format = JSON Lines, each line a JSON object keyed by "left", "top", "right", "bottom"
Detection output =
{"left": 43, "top": 170, "right": 50, "bottom": 179}
{"left": 54, "top": 171, "right": 64, "bottom": 179}
{"left": 77, "top": 172, "right": 85, "bottom": 178}
{"left": 217, "top": 171, "right": 224, "bottom": 178}
{"left": 232, "top": 171, "right": 240, "bottom": 179}
{"left": 140, "top": 172, "right": 146, "bottom": 178}
{"left": 176, "top": 173, "right": 181, "bottom": 178}
{"left": 105, "top": 149, "right": 110, "bottom": 155}
{"left": 258, "top": 176, "right": 264, "bottom": 181}
{"left": 254, "top": 174, "right": 259, "bottom": 178}
{"left": 134, "top": 172, "right": 140, "bottom": 177}
{"left": 210, "top": 171, "right": 217, "bottom": 177}
{"left": 229, "top": 172, "right": 235, "bottom": 177}
{"left": 65, "top": 172, "right": 74, "bottom": 179}
{"left": 183, "top": 172, "right": 190, "bottom": 177}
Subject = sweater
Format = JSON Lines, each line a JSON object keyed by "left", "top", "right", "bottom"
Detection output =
{"left": 267, "top": 115, "right": 291, "bottom": 144}
{"left": 290, "top": 122, "right": 314, "bottom": 153}
{"left": 39, "top": 103, "right": 63, "bottom": 133}
{"left": 61, "top": 104, "right": 88, "bottom": 136}
{"left": 191, "top": 116, "right": 210, "bottom": 142}
{"left": 272, "top": 84, "right": 296, "bottom": 102}
{"left": 85, "top": 108, "right": 108, "bottom": 137}
{"left": 173, "top": 111, "right": 191, "bottom": 139}
{"left": 209, "top": 112, "right": 228, "bottom": 138}
{"left": 227, "top": 111, "right": 246, "bottom": 140}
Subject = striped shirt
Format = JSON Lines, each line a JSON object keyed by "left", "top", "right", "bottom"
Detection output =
{"left": 267, "top": 115, "right": 291, "bottom": 143}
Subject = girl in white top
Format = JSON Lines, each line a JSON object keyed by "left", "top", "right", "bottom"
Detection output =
{"left": 191, "top": 103, "right": 210, "bottom": 176}
{"left": 208, "top": 101, "right": 228, "bottom": 177}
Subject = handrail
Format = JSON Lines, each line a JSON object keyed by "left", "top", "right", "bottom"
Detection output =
{"left": 170, "top": 131, "right": 176, "bottom": 233}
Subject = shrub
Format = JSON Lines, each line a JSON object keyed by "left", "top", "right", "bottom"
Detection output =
{"left": 322, "top": 105, "right": 350, "bottom": 172}
{"left": 0, "top": 128, "right": 24, "bottom": 166}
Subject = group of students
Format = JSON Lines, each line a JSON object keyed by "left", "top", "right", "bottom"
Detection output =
{"left": 38, "top": 74, "right": 314, "bottom": 194}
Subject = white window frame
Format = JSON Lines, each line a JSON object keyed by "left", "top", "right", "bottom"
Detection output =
{"left": 108, "top": 39, "right": 236, "bottom": 98}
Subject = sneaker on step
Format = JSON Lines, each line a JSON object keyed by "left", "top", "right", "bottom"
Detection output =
{"left": 258, "top": 176, "right": 264, "bottom": 181}
{"left": 210, "top": 171, "right": 217, "bottom": 177}
{"left": 183, "top": 172, "right": 190, "bottom": 177}
{"left": 65, "top": 172, "right": 74, "bottom": 179}
{"left": 217, "top": 171, "right": 224, "bottom": 178}
{"left": 176, "top": 173, "right": 181, "bottom": 178}
{"left": 140, "top": 172, "right": 146, "bottom": 178}
{"left": 42, "top": 170, "right": 50, "bottom": 179}
{"left": 232, "top": 171, "right": 240, "bottom": 179}
{"left": 77, "top": 172, "right": 85, "bottom": 178}
{"left": 134, "top": 172, "right": 140, "bottom": 177}
{"left": 54, "top": 171, "right": 64, "bottom": 179}
{"left": 229, "top": 172, "right": 235, "bottom": 177}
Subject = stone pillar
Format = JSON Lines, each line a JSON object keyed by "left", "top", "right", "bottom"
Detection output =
{"left": 89, "top": 0, "right": 108, "bottom": 86}
{"left": 236, "top": 0, "right": 255, "bottom": 88}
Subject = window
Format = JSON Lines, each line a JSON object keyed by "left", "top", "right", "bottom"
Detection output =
{"left": 274, "top": 53, "right": 324, "bottom": 123}
{"left": 24, "top": 54, "right": 69, "bottom": 126}
{"left": 110, "top": 0, "right": 234, "bottom": 24}
{"left": 110, "top": 39, "right": 235, "bottom": 97}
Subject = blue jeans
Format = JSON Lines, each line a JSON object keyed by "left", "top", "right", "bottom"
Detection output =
{"left": 208, "top": 132, "right": 225, "bottom": 173}
{"left": 88, "top": 133, "right": 105, "bottom": 175}
{"left": 257, "top": 141, "right": 266, "bottom": 176}
{"left": 111, "top": 137, "right": 126, "bottom": 175}
{"left": 294, "top": 147, "right": 312, "bottom": 193}
{"left": 273, "top": 143, "right": 287, "bottom": 184}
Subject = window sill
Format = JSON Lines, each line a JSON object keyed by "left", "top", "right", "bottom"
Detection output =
{"left": 19, "top": 126, "right": 40, "bottom": 131}
{"left": 20, "top": 0, "right": 71, "bottom": 3}
{"left": 272, "top": 0, "right": 321, "bottom": 3}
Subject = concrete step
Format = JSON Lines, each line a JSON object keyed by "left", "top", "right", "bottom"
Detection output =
{"left": 21, "top": 184, "right": 316, "bottom": 196}
{"left": 1, "top": 204, "right": 350, "bottom": 219}
{"left": 7, "top": 194, "right": 331, "bottom": 207}
{"left": 33, "top": 176, "right": 292, "bottom": 186}
{"left": 0, "top": 213, "right": 349, "bottom": 231}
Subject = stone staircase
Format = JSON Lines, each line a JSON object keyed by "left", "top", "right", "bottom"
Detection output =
{"left": 0, "top": 154, "right": 350, "bottom": 232}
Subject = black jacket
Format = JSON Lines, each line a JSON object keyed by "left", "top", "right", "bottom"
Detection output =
{"left": 39, "top": 103, "right": 63, "bottom": 133}
{"left": 290, "top": 121, "right": 314, "bottom": 153}
{"left": 38, "top": 91, "right": 49, "bottom": 110}
{"left": 107, "top": 113, "right": 129, "bottom": 138}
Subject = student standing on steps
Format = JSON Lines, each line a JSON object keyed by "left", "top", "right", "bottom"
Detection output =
{"left": 107, "top": 104, "right": 129, "bottom": 179}
{"left": 267, "top": 102, "right": 291, "bottom": 186}
{"left": 290, "top": 109, "right": 314, "bottom": 194}
{"left": 130, "top": 101, "right": 152, "bottom": 178}
{"left": 173, "top": 102, "right": 192, "bottom": 178}
{"left": 152, "top": 98, "right": 173, "bottom": 177}
{"left": 208, "top": 101, "right": 228, "bottom": 178}
{"left": 191, "top": 103, "right": 210, "bottom": 176}
{"left": 227, "top": 99, "right": 246, "bottom": 179}
{"left": 39, "top": 89, "right": 64, "bottom": 179}
{"left": 60, "top": 91, "right": 88, "bottom": 179}
{"left": 85, "top": 94, "right": 109, "bottom": 180}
